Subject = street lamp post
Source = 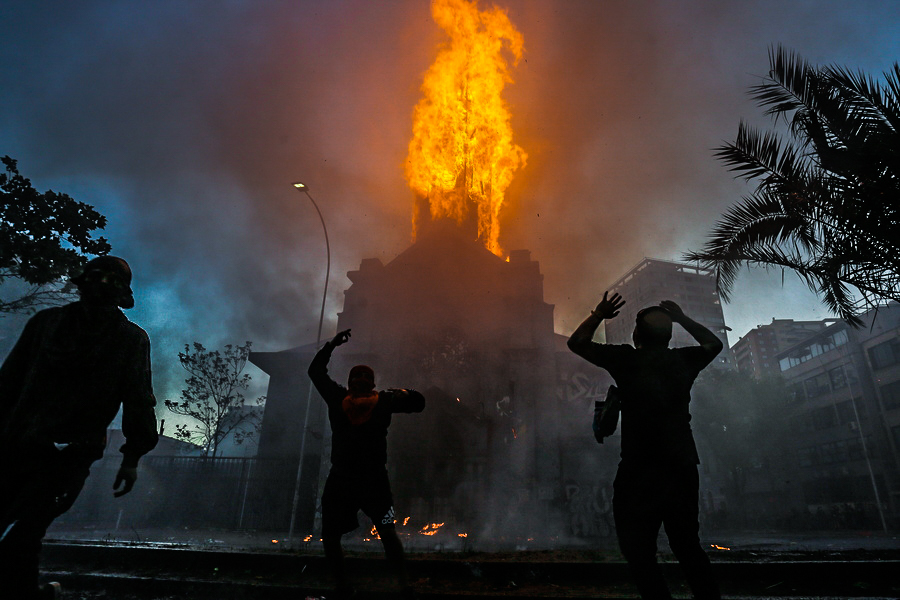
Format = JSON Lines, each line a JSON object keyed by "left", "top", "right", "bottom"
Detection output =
{"left": 287, "top": 182, "right": 331, "bottom": 546}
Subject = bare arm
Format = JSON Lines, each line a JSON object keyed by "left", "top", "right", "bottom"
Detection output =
{"left": 659, "top": 300, "right": 723, "bottom": 356}
{"left": 567, "top": 291, "right": 625, "bottom": 357}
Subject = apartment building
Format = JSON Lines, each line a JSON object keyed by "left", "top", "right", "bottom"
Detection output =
{"left": 733, "top": 319, "right": 833, "bottom": 379}
{"left": 604, "top": 258, "right": 731, "bottom": 368}
{"left": 776, "top": 303, "right": 900, "bottom": 529}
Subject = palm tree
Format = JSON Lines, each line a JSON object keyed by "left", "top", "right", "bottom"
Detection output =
{"left": 686, "top": 46, "right": 900, "bottom": 325}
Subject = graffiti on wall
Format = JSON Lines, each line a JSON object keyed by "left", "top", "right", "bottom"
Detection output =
{"left": 564, "top": 481, "right": 614, "bottom": 538}
{"left": 558, "top": 370, "right": 609, "bottom": 406}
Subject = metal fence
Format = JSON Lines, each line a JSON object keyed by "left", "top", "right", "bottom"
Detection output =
{"left": 53, "top": 454, "right": 302, "bottom": 534}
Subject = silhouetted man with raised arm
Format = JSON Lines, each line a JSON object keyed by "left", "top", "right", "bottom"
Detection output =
{"left": 308, "top": 328, "right": 425, "bottom": 599}
{"left": 0, "top": 256, "right": 159, "bottom": 599}
{"left": 568, "top": 291, "right": 723, "bottom": 600}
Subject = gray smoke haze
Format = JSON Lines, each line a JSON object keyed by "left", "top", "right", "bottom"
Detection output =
{"left": 1, "top": 0, "right": 898, "bottom": 400}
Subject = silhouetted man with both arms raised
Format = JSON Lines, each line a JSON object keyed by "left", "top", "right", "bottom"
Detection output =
{"left": 308, "top": 328, "right": 425, "bottom": 599}
{"left": 568, "top": 291, "right": 723, "bottom": 600}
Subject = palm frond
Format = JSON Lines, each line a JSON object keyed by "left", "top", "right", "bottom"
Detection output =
{"left": 750, "top": 46, "right": 819, "bottom": 123}
{"left": 692, "top": 48, "right": 900, "bottom": 326}
{"left": 882, "top": 63, "right": 900, "bottom": 119}
{"left": 828, "top": 63, "right": 900, "bottom": 135}
{"left": 715, "top": 123, "right": 810, "bottom": 187}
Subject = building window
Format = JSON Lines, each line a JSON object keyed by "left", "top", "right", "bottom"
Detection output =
{"left": 812, "top": 405, "right": 838, "bottom": 430}
{"left": 799, "top": 437, "right": 870, "bottom": 467}
{"left": 829, "top": 365, "right": 848, "bottom": 390}
{"left": 788, "top": 382, "right": 806, "bottom": 404}
{"left": 804, "top": 373, "right": 831, "bottom": 399}
{"left": 835, "top": 397, "right": 866, "bottom": 423}
{"left": 789, "top": 414, "right": 815, "bottom": 433}
{"left": 835, "top": 400, "right": 853, "bottom": 423}
{"left": 880, "top": 379, "right": 900, "bottom": 410}
{"left": 780, "top": 328, "right": 849, "bottom": 371}
{"left": 847, "top": 436, "right": 867, "bottom": 460}
{"left": 868, "top": 337, "right": 900, "bottom": 370}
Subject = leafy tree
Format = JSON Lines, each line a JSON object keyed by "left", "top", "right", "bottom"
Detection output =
{"left": 164, "top": 341, "right": 266, "bottom": 457}
{"left": 691, "top": 368, "right": 796, "bottom": 527}
{"left": 686, "top": 47, "right": 900, "bottom": 326}
{"left": 0, "top": 156, "right": 111, "bottom": 315}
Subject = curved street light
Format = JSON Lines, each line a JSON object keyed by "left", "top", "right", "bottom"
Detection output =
{"left": 292, "top": 182, "right": 331, "bottom": 344}
{"left": 287, "top": 181, "right": 331, "bottom": 546}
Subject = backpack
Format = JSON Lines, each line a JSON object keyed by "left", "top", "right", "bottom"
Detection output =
{"left": 592, "top": 385, "right": 621, "bottom": 444}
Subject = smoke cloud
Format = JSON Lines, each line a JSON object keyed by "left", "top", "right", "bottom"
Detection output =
{"left": 1, "top": 0, "right": 897, "bottom": 399}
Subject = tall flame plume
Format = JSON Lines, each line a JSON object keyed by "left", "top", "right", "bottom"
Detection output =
{"left": 406, "top": 0, "right": 527, "bottom": 256}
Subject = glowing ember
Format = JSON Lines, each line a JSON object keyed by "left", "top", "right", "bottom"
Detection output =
{"left": 710, "top": 544, "right": 731, "bottom": 550}
{"left": 406, "top": 0, "right": 527, "bottom": 256}
{"left": 458, "top": 532, "right": 469, "bottom": 538}
{"left": 303, "top": 535, "right": 313, "bottom": 542}
{"left": 271, "top": 539, "right": 279, "bottom": 544}
{"left": 403, "top": 516, "right": 411, "bottom": 526}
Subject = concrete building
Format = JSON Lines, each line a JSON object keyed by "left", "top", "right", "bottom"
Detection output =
{"left": 603, "top": 258, "right": 731, "bottom": 368}
{"left": 732, "top": 319, "right": 833, "bottom": 379}
{"left": 776, "top": 303, "right": 900, "bottom": 529}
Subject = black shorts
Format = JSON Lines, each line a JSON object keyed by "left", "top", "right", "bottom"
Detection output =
{"left": 321, "top": 467, "right": 395, "bottom": 536}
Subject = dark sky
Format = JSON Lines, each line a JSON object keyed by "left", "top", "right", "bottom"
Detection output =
{"left": 2, "top": 0, "right": 898, "bottom": 401}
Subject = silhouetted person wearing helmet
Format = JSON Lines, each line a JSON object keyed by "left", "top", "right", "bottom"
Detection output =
{"left": 0, "top": 256, "right": 158, "bottom": 599}
{"left": 568, "top": 292, "right": 723, "bottom": 600}
{"left": 308, "top": 328, "right": 425, "bottom": 599}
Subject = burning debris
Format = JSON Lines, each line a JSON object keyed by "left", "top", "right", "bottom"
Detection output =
{"left": 419, "top": 522, "right": 445, "bottom": 536}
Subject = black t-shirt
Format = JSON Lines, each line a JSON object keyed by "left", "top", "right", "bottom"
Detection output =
{"left": 308, "top": 344, "right": 425, "bottom": 470}
{"left": 574, "top": 343, "right": 716, "bottom": 465}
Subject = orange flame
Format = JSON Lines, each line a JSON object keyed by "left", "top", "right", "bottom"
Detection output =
{"left": 419, "top": 522, "right": 446, "bottom": 536}
{"left": 406, "top": 0, "right": 527, "bottom": 256}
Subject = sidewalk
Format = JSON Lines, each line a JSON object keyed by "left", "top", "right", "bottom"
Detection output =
{"left": 40, "top": 530, "right": 900, "bottom": 599}
{"left": 45, "top": 525, "right": 900, "bottom": 554}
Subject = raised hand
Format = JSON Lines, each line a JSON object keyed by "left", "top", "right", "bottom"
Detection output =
{"left": 659, "top": 300, "right": 686, "bottom": 323}
{"left": 593, "top": 291, "right": 626, "bottom": 320}
{"left": 330, "top": 329, "right": 352, "bottom": 347}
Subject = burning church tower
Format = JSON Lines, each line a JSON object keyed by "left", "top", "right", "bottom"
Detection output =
{"left": 250, "top": 0, "right": 615, "bottom": 543}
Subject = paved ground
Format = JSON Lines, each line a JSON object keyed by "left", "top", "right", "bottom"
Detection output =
{"left": 37, "top": 530, "right": 900, "bottom": 599}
